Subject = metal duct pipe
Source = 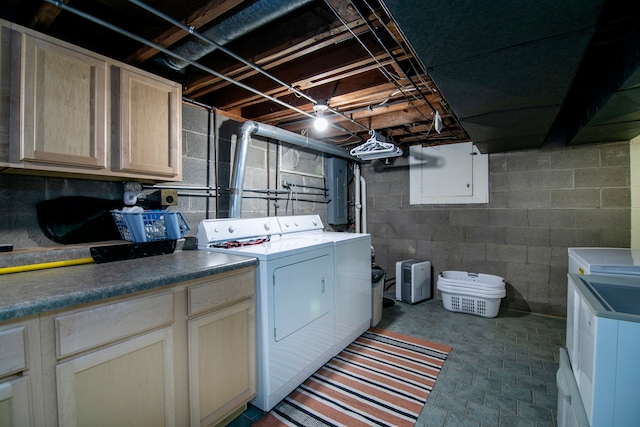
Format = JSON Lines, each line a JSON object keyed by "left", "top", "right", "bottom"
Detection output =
{"left": 230, "top": 121, "right": 360, "bottom": 217}
{"left": 360, "top": 175, "right": 367, "bottom": 234}
{"left": 229, "top": 123, "right": 253, "bottom": 218}
{"left": 162, "top": 0, "right": 314, "bottom": 70}
{"left": 354, "top": 164, "right": 361, "bottom": 232}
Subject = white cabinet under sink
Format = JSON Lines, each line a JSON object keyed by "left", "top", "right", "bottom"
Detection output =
{"left": 566, "top": 273, "right": 640, "bottom": 426}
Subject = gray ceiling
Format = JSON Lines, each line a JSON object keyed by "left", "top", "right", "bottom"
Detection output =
{"left": 383, "top": 0, "right": 640, "bottom": 153}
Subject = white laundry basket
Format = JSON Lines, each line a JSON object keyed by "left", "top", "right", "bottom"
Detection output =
{"left": 437, "top": 271, "right": 506, "bottom": 318}
{"left": 437, "top": 282, "right": 506, "bottom": 298}
{"left": 438, "top": 271, "right": 505, "bottom": 289}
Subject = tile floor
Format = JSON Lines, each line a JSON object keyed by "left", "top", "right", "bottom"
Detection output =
{"left": 228, "top": 291, "right": 566, "bottom": 427}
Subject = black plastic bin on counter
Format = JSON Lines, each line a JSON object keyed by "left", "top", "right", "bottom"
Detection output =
{"left": 371, "top": 267, "right": 385, "bottom": 327}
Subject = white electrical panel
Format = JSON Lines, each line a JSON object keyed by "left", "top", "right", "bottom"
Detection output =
{"left": 409, "top": 142, "right": 488, "bottom": 204}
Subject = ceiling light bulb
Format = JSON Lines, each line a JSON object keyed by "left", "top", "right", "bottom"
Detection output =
{"left": 314, "top": 116, "right": 328, "bottom": 131}
{"left": 313, "top": 101, "right": 329, "bottom": 131}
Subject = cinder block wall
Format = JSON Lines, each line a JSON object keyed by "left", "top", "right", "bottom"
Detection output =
{"left": 178, "top": 103, "right": 215, "bottom": 229}
{"left": 2, "top": 102, "right": 629, "bottom": 316}
{"left": 363, "top": 141, "right": 631, "bottom": 316}
{"left": 181, "top": 103, "right": 330, "bottom": 224}
{"left": 0, "top": 103, "right": 216, "bottom": 249}
{"left": 0, "top": 174, "right": 122, "bottom": 248}
{"left": 1, "top": 103, "right": 331, "bottom": 248}
{"left": 631, "top": 136, "right": 640, "bottom": 248}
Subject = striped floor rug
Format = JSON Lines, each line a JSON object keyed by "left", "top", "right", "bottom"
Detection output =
{"left": 253, "top": 328, "right": 452, "bottom": 427}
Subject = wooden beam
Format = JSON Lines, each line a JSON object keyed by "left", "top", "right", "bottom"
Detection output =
{"left": 183, "top": 20, "right": 369, "bottom": 97}
{"left": 275, "top": 101, "right": 436, "bottom": 134}
{"left": 209, "top": 53, "right": 403, "bottom": 111}
{"left": 238, "top": 74, "right": 440, "bottom": 124}
{"left": 28, "top": 0, "right": 69, "bottom": 30}
{"left": 125, "top": 0, "right": 247, "bottom": 64}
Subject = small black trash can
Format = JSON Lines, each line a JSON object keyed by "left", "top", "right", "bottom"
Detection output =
{"left": 371, "top": 267, "right": 385, "bottom": 327}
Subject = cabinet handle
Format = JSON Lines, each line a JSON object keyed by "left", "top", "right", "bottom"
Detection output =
{"left": 0, "top": 382, "right": 12, "bottom": 401}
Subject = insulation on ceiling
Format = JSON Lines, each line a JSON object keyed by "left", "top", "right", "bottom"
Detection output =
{"left": 383, "top": 0, "right": 606, "bottom": 153}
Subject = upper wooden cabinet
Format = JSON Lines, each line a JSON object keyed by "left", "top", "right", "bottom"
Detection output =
{"left": 116, "top": 68, "right": 181, "bottom": 179}
{"left": 0, "top": 24, "right": 11, "bottom": 159}
{"left": 16, "top": 34, "right": 108, "bottom": 171}
{"left": 0, "top": 20, "right": 182, "bottom": 182}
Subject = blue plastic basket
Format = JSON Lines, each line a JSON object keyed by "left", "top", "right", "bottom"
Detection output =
{"left": 111, "top": 210, "right": 190, "bottom": 242}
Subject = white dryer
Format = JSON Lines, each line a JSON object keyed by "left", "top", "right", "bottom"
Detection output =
{"left": 198, "top": 217, "right": 335, "bottom": 412}
{"left": 277, "top": 215, "right": 371, "bottom": 354}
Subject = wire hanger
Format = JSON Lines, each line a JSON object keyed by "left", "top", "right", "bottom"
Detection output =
{"left": 350, "top": 130, "right": 403, "bottom": 160}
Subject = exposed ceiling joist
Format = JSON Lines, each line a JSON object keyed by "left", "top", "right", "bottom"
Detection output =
{"left": 125, "top": 0, "right": 247, "bottom": 64}
{"left": 1, "top": 0, "right": 638, "bottom": 154}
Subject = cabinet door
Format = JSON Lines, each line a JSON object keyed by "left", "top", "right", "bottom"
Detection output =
{"left": 0, "top": 319, "right": 44, "bottom": 427}
{"left": 55, "top": 289, "right": 174, "bottom": 359}
{"left": 1, "top": 24, "right": 10, "bottom": 161}
{"left": 56, "top": 327, "right": 175, "bottom": 427}
{"left": 14, "top": 34, "right": 107, "bottom": 169}
{"left": 188, "top": 299, "right": 256, "bottom": 427}
{"left": 117, "top": 68, "right": 181, "bottom": 180}
{"left": 0, "top": 377, "right": 33, "bottom": 427}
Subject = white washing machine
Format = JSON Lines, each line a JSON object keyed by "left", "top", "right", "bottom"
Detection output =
{"left": 563, "top": 273, "right": 640, "bottom": 426}
{"left": 568, "top": 247, "right": 640, "bottom": 277}
{"left": 277, "top": 215, "right": 371, "bottom": 353}
{"left": 198, "top": 217, "right": 335, "bottom": 412}
{"left": 320, "top": 231, "right": 371, "bottom": 353}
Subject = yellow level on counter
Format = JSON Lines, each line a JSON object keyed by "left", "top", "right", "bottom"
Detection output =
{"left": 0, "top": 258, "right": 95, "bottom": 275}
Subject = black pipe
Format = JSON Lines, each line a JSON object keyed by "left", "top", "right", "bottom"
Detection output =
{"left": 242, "top": 195, "right": 330, "bottom": 204}
{"left": 284, "top": 183, "right": 328, "bottom": 191}
{"left": 207, "top": 108, "right": 213, "bottom": 219}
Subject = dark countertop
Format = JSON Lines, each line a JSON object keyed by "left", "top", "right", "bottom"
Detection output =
{"left": 0, "top": 250, "right": 258, "bottom": 321}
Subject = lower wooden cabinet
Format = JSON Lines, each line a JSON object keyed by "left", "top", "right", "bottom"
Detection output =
{"left": 56, "top": 327, "right": 175, "bottom": 427}
{"left": 0, "top": 376, "right": 34, "bottom": 427}
{"left": 0, "top": 318, "right": 44, "bottom": 427}
{"left": 0, "top": 266, "right": 256, "bottom": 427}
{"left": 189, "top": 299, "right": 256, "bottom": 427}
{"left": 186, "top": 268, "right": 257, "bottom": 426}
